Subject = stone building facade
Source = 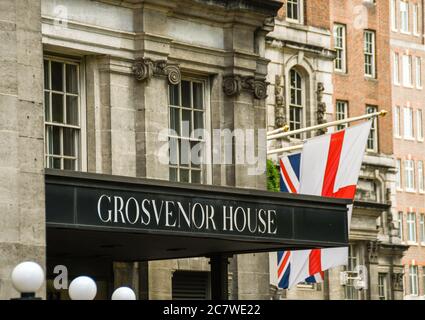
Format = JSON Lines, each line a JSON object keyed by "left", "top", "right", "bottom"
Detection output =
{"left": 266, "top": 0, "right": 407, "bottom": 300}
{"left": 0, "top": 0, "right": 286, "bottom": 300}
{"left": 389, "top": 0, "right": 425, "bottom": 299}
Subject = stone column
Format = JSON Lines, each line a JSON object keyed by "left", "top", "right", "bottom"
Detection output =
{"left": 113, "top": 262, "right": 139, "bottom": 298}
{"left": 0, "top": 0, "right": 45, "bottom": 299}
{"left": 220, "top": 73, "right": 270, "bottom": 299}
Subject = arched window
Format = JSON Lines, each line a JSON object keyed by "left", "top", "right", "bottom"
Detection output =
{"left": 289, "top": 69, "right": 303, "bottom": 138}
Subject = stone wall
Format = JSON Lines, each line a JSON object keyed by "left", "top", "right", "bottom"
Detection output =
{"left": 0, "top": 0, "right": 45, "bottom": 299}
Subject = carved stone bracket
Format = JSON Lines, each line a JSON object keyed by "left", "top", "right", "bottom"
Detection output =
{"left": 274, "top": 74, "right": 286, "bottom": 128}
{"left": 316, "top": 82, "right": 327, "bottom": 136}
{"left": 132, "top": 58, "right": 181, "bottom": 85}
{"left": 367, "top": 240, "right": 380, "bottom": 264}
{"left": 223, "top": 75, "right": 268, "bottom": 100}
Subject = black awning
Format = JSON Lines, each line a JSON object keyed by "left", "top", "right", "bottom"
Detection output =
{"left": 45, "top": 169, "right": 349, "bottom": 261}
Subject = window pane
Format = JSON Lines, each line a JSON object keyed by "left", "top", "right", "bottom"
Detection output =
{"left": 63, "top": 128, "right": 76, "bottom": 157}
{"left": 182, "top": 109, "right": 192, "bottom": 137}
{"left": 44, "top": 60, "right": 50, "bottom": 90}
{"left": 169, "top": 167, "right": 178, "bottom": 182}
{"left": 194, "top": 111, "right": 204, "bottom": 131}
{"left": 170, "top": 107, "right": 180, "bottom": 135}
{"left": 169, "top": 138, "right": 179, "bottom": 165}
{"left": 64, "top": 159, "right": 76, "bottom": 171}
{"left": 181, "top": 80, "right": 191, "bottom": 108}
{"left": 53, "top": 157, "right": 61, "bottom": 169}
{"left": 52, "top": 126, "right": 61, "bottom": 155}
{"left": 179, "top": 139, "right": 190, "bottom": 167}
{"left": 191, "top": 141, "right": 203, "bottom": 167}
{"left": 66, "top": 64, "right": 78, "bottom": 94}
{"left": 66, "top": 95, "right": 79, "bottom": 125}
{"left": 44, "top": 92, "right": 50, "bottom": 122}
{"left": 180, "top": 169, "right": 190, "bottom": 183}
{"left": 169, "top": 83, "right": 180, "bottom": 106}
{"left": 52, "top": 93, "right": 64, "bottom": 123}
{"left": 51, "top": 61, "right": 63, "bottom": 92}
{"left": 193, "top": 82, "right": 203, "bottom": 109}
{"left": 191, "top": 170, "right": 201, "bottom": 184}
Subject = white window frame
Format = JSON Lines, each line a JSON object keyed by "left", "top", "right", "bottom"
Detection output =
{"left": 400, "top": 1, "right": 410, "bottom": 34}
{"left": 418, "top": 160, "right": 424, "bottom": 193}
{"left": 402, "top": 55, "right": 413, "bottom": 87}
{"left": 393, "top": 52, "right": 400, "bottom": 85}
{"left": 394, "top": 106, "right": 401, "bottom": 137}
{"left": 405, "top": 159, "right": 416, "bottom": 191}
{"left": 391, "top": 0, "right": 398, "bottom": 31}
{"left": 336, "top": 100, "right": 348, "bottom": 130}
{"left": 378, "top": 273, "right": 388, "bottom": 300}
{"left": 43, "top": 55, "right": 87, "bottom": 172}
{"left": 404, "top": 107, "right": 414, "bottom": 139}
{"left": 334, "top": 24, "right": 347, "bottom": 73}
{"left": 420, "top": 214, "right": 425, "bottom": 244}
{"left": 168, "top": 77, "right": 212, "bottom": 185}
{"left": 415, "top": 57, "right": 422, "bottom": 89}
{"left": 397, "top": 211, "right": 404, "bottom": 241}
{"left": 413, "top": 3, "right": 420, "bottom": 36}
{"left": 286, "top": 0, "right": 304, "bottom": 24}
{"left": 396, "top": 159, "right": 402, "bottom": 190}
{"left": 364, "top": 30, "right": 376, "bottom": 78}
{"left": 407, "top": 212, "right": 417, "bottom": 243}
{"left": 417, "top": 109, "right": 423, "bottom": 141}
{"left": 288, "top": 68, "right": 305, "bottom": 140}
{"left": 366, "top": 105, "right": 378, "bottom": 152}
{"left": 409, "top": 265, "right": 419, "bottom": 296}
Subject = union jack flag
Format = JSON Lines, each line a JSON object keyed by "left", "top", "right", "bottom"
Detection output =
{"left": 277, "top": 152, "right": 323, "bottom": 289}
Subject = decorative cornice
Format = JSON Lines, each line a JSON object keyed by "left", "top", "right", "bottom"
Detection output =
{"left": 132, "top": 58, "right": 181, "bottom": 84}
{"left": 266, "top": 37, "right": 337, "bottom": 60}
{"left": 223, "top": 75, "right": 268, "bottom": 100}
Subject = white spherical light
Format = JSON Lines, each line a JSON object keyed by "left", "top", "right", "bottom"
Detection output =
{"left": 112, "top": 287, "right": 136, "bottom": 300}
{"left": 11, "top": 261, "right": 44, "bottom": 293}
{"left": 68, "top": 276, "right": 97, "bottom": 300}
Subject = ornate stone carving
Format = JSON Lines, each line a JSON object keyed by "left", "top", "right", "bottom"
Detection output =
{"left": 392, "top": 273, "right": 404, "bottom": 291}
{"left": 367, "top": 240, "right": 379, "bottom": 263}
{"left": 222, "top": 75, "right": 268, "bottom": 100}
{"left": 316, "top": 82, "right": 327, "bottom": 136}
{"left": 223, "top": 75, "right": 242, "bottom": 96}
{"left": 132, "top": 58, "right": 181, "bottom": 84}
{"left": 274, "top": 74, "right": 286, "bottom": 128}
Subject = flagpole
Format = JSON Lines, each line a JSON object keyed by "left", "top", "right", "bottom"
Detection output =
{"left": 268, "top": 144, "right": 303, "bottom": 155}
{"left": 267, "top": 110, "right": 387, "bottom": 155}
{"left": 267, "top": 110, "right": 387, "bottom": 141}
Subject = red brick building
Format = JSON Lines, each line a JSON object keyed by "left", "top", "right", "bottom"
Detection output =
{"left": 268, "top": 0, "right": 407, "bottom": 300}
{"left": 390, "top": 0, "right": 425, "bottom": 299}
{"left": 328, "top": 0, "right": 406, "bottom": 300}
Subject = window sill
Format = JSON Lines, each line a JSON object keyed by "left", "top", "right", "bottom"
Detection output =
{"left": 366, "top": 149, "right": 378, "bottom": 155}
{"left": 334, "top": 70, "right": 347, "bottom": 76}
{"left": 417, "top": 138, "right": 424, "bottom": 142}
{"left": 400, "top": 30, "right": 411, "bottom": 35}
{"left": 403, "top": 137, "right": 415, "bottom": 141}
{"left": 407, "top": 241, "right": 418, "bottom": 246}
{"left": 405, "top": 189, "right": 417, "bottom": 194}
{"left": 403, "top": 84, "right": 414, "bottom": 89}
{"left": 286, "top": 18, "right": 303, "bottom": 25}
{"left": 396, "top": 188, "right": 404, "bottom": 192}
{"left": 394, "top": 135, "right": 402, "bottom": 139}
{"left": 365, "top": 76, "right": 377, "bottom": 81}
{"left": 416, "top": 86, "right": 423, "bottom": 90}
